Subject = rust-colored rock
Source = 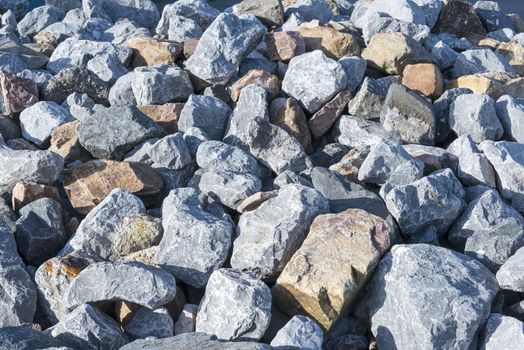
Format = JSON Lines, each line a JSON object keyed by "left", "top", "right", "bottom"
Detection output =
{"left": 402, "top": 63, "right": 444, "bottom": 100}
{"left": 0, "top": 70, "right": 38, "bottom": 115}
{"left": 297, "top": 21, "right": 360, "bottom": 60}
{"left": 329, "top": 147, "right": 370, "bottom": 184}
{"left": 237, "top": 191, "right": 278, "bottom": 213}
{"left": 11, "top": 182, "right": 61, "bottom": 212}
{"left": 269, "top": 97, "right": 313, "bottom": 153}
{"left": 497, "top": 41, "right": 524, "bottom": 76}
{"left": 273, "top": 209, "right": 394, "bottom": 331}
{"left": 308, "top": 90, "right": 352, "bottom": 138}
{"left": 265, "top": 31, "right": 305, "bottom": 62}
{"left": 230, "top": 69, "right": 281, "bottom": 102}
{"left": 49, "top": 121, "right": 87, "bottom": 162}
{"left": 126, "top": 37, "right": 183, "bottom": 67}
{"left": 433, "top": 0, "right": 486, "bottom": 38}
{"left": 138, "top": 103, "right": 184, "bottom": 134}
{"left": 64, "top": 159, "right": 163, "bottom": 214}
{"left": 448, "top": 72, "right": 524, "bottom": 100}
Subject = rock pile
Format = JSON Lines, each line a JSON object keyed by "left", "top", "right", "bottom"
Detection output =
{"left": 1, "top": 0, "right": 524, "bottom": 348}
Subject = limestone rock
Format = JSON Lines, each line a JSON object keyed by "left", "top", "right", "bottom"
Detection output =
{"left": 156, "top": 0, "right": 219, "bottom": 34}
{"left": 495, "top": 95, "right": 524, "bottom": 143}
{"left": 433, "top": 88, "right": 473, "bottom": 145}
{"left": 19, "top": 101, "right": 74, "bottom": 147}
{"left": 402, "top": 63, "right": 444, "bottom": 100}
{"left": 269, "top": 97, "right": 312, "bottom": 153}
{"left": 17, "top": 5, "right": 64, "bottom": 38}
{"left": 297, "top": 21, "right": 360, "bottom": 60}
{"left": 126, "top": 37, "right": 182, "bottom": 67}
{"left": 230, "top": 70, "right": 280, "bottom": 102}
{"left": 270, "top": 316, "right": 323, "bottom": 350}
{"left": 333, "top": 114, "right": 392, "bottom": 148}
{"left": 174, "top": 304, "right": 198, "bottom": 335}
{"left": 0, "top": 327, "right": 65, "bottom": 350}
{"left": 196, "top": 141, "right": 264, "bottom": 178}
{"left": 233, "top": 0, "right": 284, "bottom": 27}
{"left": 338, "top": 56, "right": 367, "bottom": 94}
{"left": 347, "top": 76, "right": 399, "bottom": 120}
{"left": 124, "top": 306, "right": 173, "bottom": 341}
{"left": 82, "top": 0, "right": 159, "bottom": 29}
{"left": 452, "top": 49, "right": 514, "bottom": 78}
{"left": 265, "top": 31, "right": 305, "bottom": 62}
{"left": 479, "top": 314, "right": 524, "bottom": 350}
{"left": 496, "top": 246, "right": 524, "bottom": 292}
{"left": 112, "top": 214, "right": 163, "bottom": 257}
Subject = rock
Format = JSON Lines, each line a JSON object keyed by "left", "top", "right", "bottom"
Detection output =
{"left": 17, "top": 5, "right": 64, "bottom": 38}
{"left": 196, "top": 268, "right": 272, "bottom": 341}
{"left": 269, "top": 97, "right": 312, "bottom": 152}
{"left": 329, "top": 147, "right": 369, "bottom": 183}
{"left": 358, "top": 139, "right": 424, "bottom": 186}
{"left": 338, "top": 56, "right": 367, "bottom": 94}
{"left": 0, "top": 327, "right": 66, "bottom": 350}
{"left": 19, "top": 101, "right": 74, "bottom": 147}
{"left": 452, "top": 49, "right": 514, "bottom": 78}
{"left": 282, "top": 50, "right": 347, "bottom": 114}
{"left": 149, "top": 133, "right": 192, "bottom": 170}
{"left": 474, "top": 1, "right": 514, "bottom": 32}
{"left": 284, "top": 0, "right": 333, "bottom": 24}
{"left": 496, "top": 41, "right": 524, "bottom": 76}
{"left": 427, "top": 39, "right": 459, "bottom": 70}
{"left": 174, "top": 304, "right": 198, "bottom": 335}
{"left": 265, "top": 31, "right": 305, "bottom": 62}
{"left": 196, "top": 141, "right": 264, "bottom": 178}
{"left": 0, "top": 139, "right": 64, "bottom": 194}
{"left": 112, "top": 214, "right": 162, "bottom": 257}
{"left": 61, "top": 93, "right": 95, "bottom": 121}
{"left": 155, "top": 188, "right": 234, "bottom": 288}
{"left": 479, "top": 314, "right": 524, "bottom": 350}
{"left": 64, "top": 159, "right": 162, "bottom": 214}
{"left": 433, "top": 0, "right": 486, "bottom": 38}
{"left": 15, "top": 197, "right": 67, "bottom": 266}
{"left": 161, "top": 14, "right": 202, "bottom": 42}
{"left": 367, "top": 244, "right": 498, "bottom": 350}
{"left": 83, "top": 0, "right": 159, "bottom": 29}
{"left": 185, "top": 12, "right": 266, "bottom": 85}
{"left": 0, "top": 70, "right": 38, "bottom": 115}
{"left": 156, "top": 0, "right": 219, "bottom": 34}
{"left": 65, "top": 261, "right": 176, "bottom": 310}
{"left": 382, "top": 169, "right": 465, "bottom": 237}
{"left": 403, "top": 144, "right": 458, "bottom": 175}
{"left": 231, "top": 184, "right": 328, "bottom": 280}
{"left": 138, "top": 103, "right": 183, "bottom": 134}
{"left": 297, "top": 21, "right": 360, "bottom": 60}
{"left": 496, "top": 246, "right": 524, "bottom": 292}
{"left": 233, "top": 0, "right": 284, "bottom": 27}
{"left": 44, "top": 304, "right": 128, "bottom": 349}
{"left": 237, "top": 191, "right": 278, "bottom": 213}
{"left": 124, "top": 307, "right": 173, "bottom": 340}
{"left": 274, "top": 208, "right": 394, "bottom": 330}
{"left": 270, "top": 316, "right": 323, "bottom": 350}
{"left": 333, "top": 114, "right": 391, "bottom": 148}
{"left": 0, "top": 115, "right": 19, "bottom": 141}
{"left": 347, "top": 76, "right": 399, "bottom": 120}
{"left": 48, "top": 121, "right": 86, "bottom": 162}
{"left": 11, "top": 182, "right": 60, "bottom": 212}
{"left": 362, "top": 16, "right": 430, "bottom": 45}
{"left": 230, "top": 70, "right": 280, "bottom": 102}
{"left": 177, "top": 94, "right": 231, "bottom": 141}
{"left": 402, "top": 63, "right": 444, "bottom": 100}
{"left": 0, "top": 220, "right": 37, "bottom": 327}
{"left": 126, "top": 37, "right": 182, "bottom": 67}
{"left": 433, "top": 88, "right": 472, "bottom": 144}
{"left": 495, "top": 95, "right": 524, "bottom": 143}
{"left": 362, "top": 32, "right": 432, "bottom": 75}
{"left": 77, "top": 105, "right": 164, "bottom": 160}
{"left": 308, "top": 90, "right": 352, "bottom": 139}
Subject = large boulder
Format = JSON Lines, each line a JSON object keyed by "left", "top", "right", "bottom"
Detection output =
{"left": 83, "top": 0, "right": 160, "bottom": 29}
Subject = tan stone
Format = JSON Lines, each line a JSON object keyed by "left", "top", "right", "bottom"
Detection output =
{"left": 497, "top": 41, "right": 524, "bottom": 76}
{"left": 126, "top": 37, "right": 182, "bottom": 67}
{"left": 115, "top": 301, "right": 140, "bottom": 326}
{"left": 297, "top": 21, "right": 360, "bottom": 60}
{"left": 49, "top": 121, "right": 86, "bottom": 162}
{"left": 120, "top": 246, "right": 159, "bottom": 266}
{"left": 269, "top": 97, "right": 313, "bottom": 153}
{"left": 447, "top": 72, "right": 524, "bottom": 100}
{"left": 265, "top": 31, "right": 305, "bottom": 62}
{"left": 308, "top": 90, "right": 352, "bottom": 138}
{"left": 402, "top": 63, "right": 444, "bottom": 100}
{"left": 183, "top": 38, "right": 199, "bottom": 59}
{"left": 33, "top": 30, "right": 58, "bottom": 47}
{"left": 113, "top": 214, "right": 163, "bottom": 257}
{"left": 273, "top": 209, "right": 394, "bottom": 331}
{"left": 230, "top": 69, "right": 281, "bottom": 102}
{"left": 11, "top": 182, "right": 61, "bottom": 212}
{"left": 64, "top": 159, "right": 164, "bottom": 214}
{"left": 476, "top": 37, "right": 500, "bottom": 50}
{"left": 237, "top": 191, "right": 278, "bottom": 213}
{"left": 138, "top": 103, "right": 184, "bottom": 134}
{"left": 329, "top": 147, "right": 370, "bottom": 184}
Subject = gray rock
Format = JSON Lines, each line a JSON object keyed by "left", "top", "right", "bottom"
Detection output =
{"left": 233, "top": 0, "right": 284, "bottom": 27}
{"left": 177, "top": 94, "right": 231, "bottom": 141}
{"left": 185, "top": 12, "right": 266, "bottom": 85}
{"left": 333, "top": 114, "right": 392, "bottom": 148}
{"left": 65, "top": 261, "right": 177, "bottom": 310}
{"left": 124, "top": 307, "right": 173, "bottom": 341}
{"left": 0, "top": 139, "right": 64, "bottom": 194}
{"left": 19, "top": 101, "right": 74, "bottom": 147}
{"left": 0, "top": 221, "right": 37, "bottom": 327}
{"left": 174, "top": 304, "right": 198, "bottom": 335}
{"left": 358, "top": 139, "right": 424, "bottom": 186}
{"left": 452, "top": 49, "right": 514, "bottom": 78}
{"left": 495, "top": 95, "right": 524, "bottom": 143}
{"left": 17, "top": 68, "right": 53, "bottom": 89}
{"left": 77, "top": 105, "right": 164, "bottom": 160}
{"left": 86, "top": 53, "right": 129, "bottom": 84}
{"left": 284, "top": 0, "right": 333, "bottom": 24}
{"left": 155, "top": 188, "right": 234, "bottom": 288}
{"left": 160, "top": 14, "right": 202, "bottom": 42}
{"left": 496, "top": 246, "right": 524, "bottom": 292}
{"left": 82, "top": 0, "right": 159, "bottom": 29}
{"left": 479, "top": 314, "right": 524, "bottom": 350}
{"left": 17, "top": 5, "right": 64, "bottom": 37}
{"left": 44, "top": 304, "right": 128, "bottom": 349}
{"left": 449, "top": 93, "right": 503, "bottom": 143}
{"left": 0, "top": 38, "right": 49, "bottom": 70}
{"left": 0, "top": 115, "right": 20, "bottom": 141}
{"left": 382, "top": 169, "right": 465, "bottom": 237}
{"left": 310, "top": 143, "right": 349, "bottom": 168}
{"left": 0, "top": 0, "right": 29, "bottom": 19}
{"left": 156, "top": 0, "right": 219, "bottom": 33}
{"left": 270, "top": 316, "right": 323, "bottom": 350}
{"left": 231, "top": 184, "right": 328, "bottom": 280}
{"left": 273, "top": 170, "right": 312, "bottom": 189}
{"left": 196, "top": 268, "right": 272, "bottom": 341}
{"left": 150, "top": 133, "right": 192, "bottom": 170}
{"left": 183, "top": 127, "right": 210, "bottom": 157}
{"left": 112, "top": 213, "right": 162, "bottom": 257}
{"left": 101, "top": 19, "right": 151, "bottom": 45}
{"left": 45, "top": 0, "right": 81, "bottom": 11}
{"left": 347, "top": 76, "right": 400, "bottom": 120}
{"left": 0, "top": 198, "right": 17, "bottom": 232}
{"left": 433, "top": 88, "right": 472, "bottom": 145}
{"left": 0, "top": 327, "right": 66, "bottom": 350}
{"left": 338, "top": 56, "right": 366, "bottom": 94}
{"left": 62, "top": 92, "right": 95, "bottom": 121}
{"left": 486, "top": 28, "right": 515, "bottom": 42}
{"left": 402, "top": 143, "right": 458, "bottom": 175}
{"left": 363, "top": 16, "right": 430, "bottom": 45}
{"left": 427, "top": 40, "right": 459, "bottom": 70}
{"left": 282, "top": 50, "right": 347, "bottom": 114}
{"left": 367, "top": 244, "right": 498, "bottom": 350}
{"left": 362, "top": 0, "right": 427, "bottom": 26}
{"left": 474, "top": 1, "right": 515, "bottom": 32}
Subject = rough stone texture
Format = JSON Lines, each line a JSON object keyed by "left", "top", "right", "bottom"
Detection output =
{"left": 367, "top": 244, "right": 498, "bottom": 350}
{"left": 452, "top": 49, "right": 514, "bottom": 78}
{"left": 11, "top": 182, "right": 61, "bottom": 212}
{"left": 126, "top": 37, "right": 182, "bottom": 67}
{"left": 138, "top": 103, "right": 183, "bottom": 134}
{"left": 270, "top": 315, "right": 323, "bottom": 350}
{"left": 269, "top": 97, "right": 312, "bottom": 153}
{"left": 265, "top": 31, "right": 305, "bottom": 62}
{"left": 403, "top": 144, "right": 458, "bottom": 175}
{"left": 156, "top": 188, "right": 234, "bottom": 288}
{"left": 124, "top": 306, "right": 173, "bottom": 341}
{"left": 156, "top": 0, "right": 219, "bottom": 35}
{"left": 338, "top": 56, "right": 367, "bottom": 94}
{"left": 274, "top": 209, "right": 394, "bottom": 330}
{"left": 185, "top": 12, "right": 267, "bottom": 85}
{"left": 83, "top": 0, "right": 159, "bottom": 29}
{"left": 329, "top": 147, "right": 369, "bottom": 183}
{"left": 282, "top": 50, "right": 347, "bottom": 114}
{"left": 233, "top": 0, "right": 284, "bottom": 27}
{"left": 297, "top": 21, "right": 360, "bottom": 60}
{"left": 231, "top": 184, "right": 328, "bottom": 280}
{"left": 196, "top": 141, "right": 264, "bottom": 178}
{"left": 433, "top": 0, "right": 486, "bottom": 38}
{"left": 48, "top": 121, "right": 86, "bottom": 162}
{"left": 402, "top": 63, "right": 444, "bottom": 100}
{"left": 496, "top": 246, "right": 524, "bottom": 292}
{"left": 333, "top": 114, "right": 392, "bottom": 149}
{"left": 495, "top": 95, "right": 524, "bottom": 143}
{"left": 362, "top": 16, "right": 430, "bottom": 45}
{"left": 478, "top": 314, "right": 524, "bottom": 350}
{"left": 77, "top": 105, "right": 164, "bottom": 160}
{"left": 174, "top": 304, "right": 198, "bottom": 335}
{"left": 347, "top": 76, "right": 399, "bottom": 120}
{"left": 0, "top": 70, "right": 38, "bottom": 115}
{"left": 196, "top": 268, "right": 272, "bottom": 341}
{"left": 433, "top": 88, "right": 472, "bottom": 145}
{"left": 112, "top": 214, "right": 163, "bottom": 257}
{"left": 0, "top": 327, "right": 66, "bottom": 350}
{"left": 308, "top": 90, "right": 352, "bottom": 139}
{"left": 17, "top": 5, "right": 65, "bottom": 38}
{"left": 230, "top": 70, "right": 280, "bottom": 102}
{"left": 382, "top": 169, "right": 466, "bottom": 237}
{"left": 19, "top": 101, "right": 74, "bottom": 147}
{"left": 496, "top": 41, "right": 524, "bottom": 76}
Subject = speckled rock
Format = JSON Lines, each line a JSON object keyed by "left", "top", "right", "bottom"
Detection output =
{"left": 270, "top": 316, "right": 323, "bottom": 350}
{"left": 19, "top": 101, "right": 74, "bottom": 147}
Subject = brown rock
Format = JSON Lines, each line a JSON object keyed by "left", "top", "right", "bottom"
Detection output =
{"left": 0, "top": 71, "right": 38, "bottom": 115}
{"left": 308, "top": 90, "right": 352, "bottom": 138}
{"left": 297, "top": 21, "right": 360, "bottom": 60}
{"left": 433, "top": 0, "right": 486, "bottom": 38}
{"left": 230, "top": 69, "right": 281, "bottom": 102}
{"left": 273, "top": 209, "right": 394, "bottom": 331}
{"left": 64, "top": 159, "right": 163, "bottom": 215}
{"left": 497, "top": 41, "right": 524, "bottom": 76}
{"left": 115, "top": 301, "right": 140, "bottom": 326}
{"left": 269, "top": 97, "right": 313, "bottom": 153}
{"left": 402, "top": 63, "right": 444, "bottom": 100}
{"left": 183, "top": 38, "right": 199, "bottom": 59}
{"left": 265, "top": 31, "right": 305, "bottom": 62}
{"left": 329, "top": 147, "right": 370, "bottom": 184}
{"left": 237, "top": 190, "right": 278, "bottom": 213}
{"left": 48, "top": 121, "right": 86, "bottom": 162}
{"left": 138, "top": 103, "right": 184, "bottom": 134}
{"left": 11, "top": 182, "right": 61, "bottom": 212}
{"left": 447, "top": 72, "right": 524, "bottom": 100}
{"left": 126, "top": 37, "right": 183, "bottom": 67}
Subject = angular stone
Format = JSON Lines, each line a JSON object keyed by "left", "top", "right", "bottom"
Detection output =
{"left": 496, "top": 246, "right": 524, "bottom": 292}
{"left": 433, "top": 87, "right": 472, "bottom": 144}
{"left": 333, "top": 115, "right": 391, "bottom": 148}
{"left": 338, "top": 56, "right": 366, "bottom": 94}
{"left": 138, "top": 103, "right": 183, "bottom": 134}
{"left": 479, "top": 314, "right": 524, "bottom": 350}
{"left": 86, "top": 53, "right": 129, "bottom": 85}
{"left": 174, "top": 304, "right": 198, "bottom": 335}
{"left": 198, "top": 170, "right": 261, "bottom": 210}
{"left": 11, "top": 182, "right": 60, "bottom": 212}
{"left": 237, "top": 191, "right": 278, "bottom": 213}
{"left": 297, "top": 21, "right": 360, "bottom": 60}
{"left": 48, "top": 121, "right": 85, "bottom": 163}
{"left": 452, "top": 49, "right": 514, "bottom": 78}
{"left": 185, "top": 13, "right": 266, "bottom": 85}
{"left": 265, "top": 31, "right": 305, "bottom": 62}
{"left": 231, "top": 184, "right": 328, "bottom": 280}
{"left": 196, "top": 268, "right": 272, "bottom": 341}
{"left": 124, "top": 306, "right": 173, "bottom": 341}
{"left": 161, "top": 14, "right": 202, "bottom": 42}
{"left": 329, "top": 147, "right": 369, "bottom": 183}
{"left": 112, "top": 213, "right": 162, "bottom": 258}
{"left": 347, "top": 76, "right": 399, "bottom": 120}
{"left": 433, "top": 0, "right": 486, "bottom": 37}
{"left": 402, "top": 63, "right": 444, "bottom": 100}
{"left": 0, "top": 327, "right": 65, "bottom": 349}
{"left": 284, "top": 0, "right": 333, "bottom": 24}
{"left": 233, "top": 0, "right": 284, "bottom": 27}
{"left": 17, "top": 5, "right": 64, "bottom": 37}
{"left": 19, "top": 101, "right": 74, "bottom": 147}
{"left": 126, "top": 37, "right": 182, "bottom": 67}
{"left": 274, "top": 208, "right": 394, "bottom": 330}
{"left": 270, "top": 315, "right": 323, "bottom": 350}
{"left": 368, "top": 244, "right": 498, "bottom": 350}
{"left": 362, "top": 16, "right": 430, "bottom": 45}
{"left": 82, "top": 0, "right": 159, "bottom": 29}
{"left": 495, "top": 95, "right": 524, "bottom": 143}
{"left": 149, "top": 133, "right": 192, "bottom": 170}
{"left": 269, "top": 97, "right": 312, "bottom": 153}
{"left": 427, "top": 39, "right": 459, "bottom": 70}
{"left": 308, "top": 91, "right": 352, "bottom": 139}
{"left": 230, "top": 70, "right": 280, "bottom": 102}
{"left": 0, "top": 70, "right": 38, "bottom": 115}
{"left": 474, "top": 0, "right": 514, "bottom": 31}
{"left": 496, "top": 41, "right": 524, "bottom": 76}
{"left": 156, "top": 0, "right": 219, "bottom": 34}
{"left": 61, "top": 92, "right": 95, "bottom": 121}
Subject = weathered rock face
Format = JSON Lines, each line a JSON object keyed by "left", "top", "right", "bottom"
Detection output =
{"left": 265, "top": 31, "right": 305, "bottom": 62}
{"left": 11, "top": 181, "right": 61, "bottom": 212}
{"left": 138, "top": 103, "right": 183, "bottom": 134}
{"left": 233, "top": 0, "right": 284, "bottom": 27}
{"left": 347, "top": 76, "right": 399, "bottom": 120}
{"left": 308, "top": 90, "right": 352, "bottom": 140}
{"left": 297, "top": 21, "right": 360, "bottom": 60}
{"left": 367, "top": 244, "right": 498, "bottom": 350}
{"left": 433, "top": 0, "right": 486, "bottom": 38}
{"left": 274, "top": 209, "right": 394, "bottom": 331}
{"left": 270, "top": 315, "right": 323, "bottom": 350}
{"left": 126, "top": 36, "right": 182, "bottom": 67}
{"left": 402, "top": 63, "right": 444, "bottom": 100}
{"left": 269, "top": 97, "right": 312, "bottom": 153}
{"left": 495, "top": 95, "right": 524, "bottom": 143}
{"left": 0, "top": 70, "right": 38, "bottom": 115}
{"left": 124, "top": 306, "right": 174, "bottom": 341}
{"left": 230, "top": 69, "right": 280, "bottom": 102}
{"left": 19, "top": 101, "right": 74, "bottom": 147}
{"left": 83, "top": 0, "right": 159, "bottom": 29}
{"left": 0, "top": 327, "right": 66, "bottom": 350}
{"left": 452, "top": 49, "right": 514, "bottom": 79}
{"left": 196, "top": 268, "right": 272, "bottom": 341}
{"left": 496, "top": 246, "right": 524, "bottom": 292}
{"left": 478, "top": 314, "right": 524, "bottom": 350}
